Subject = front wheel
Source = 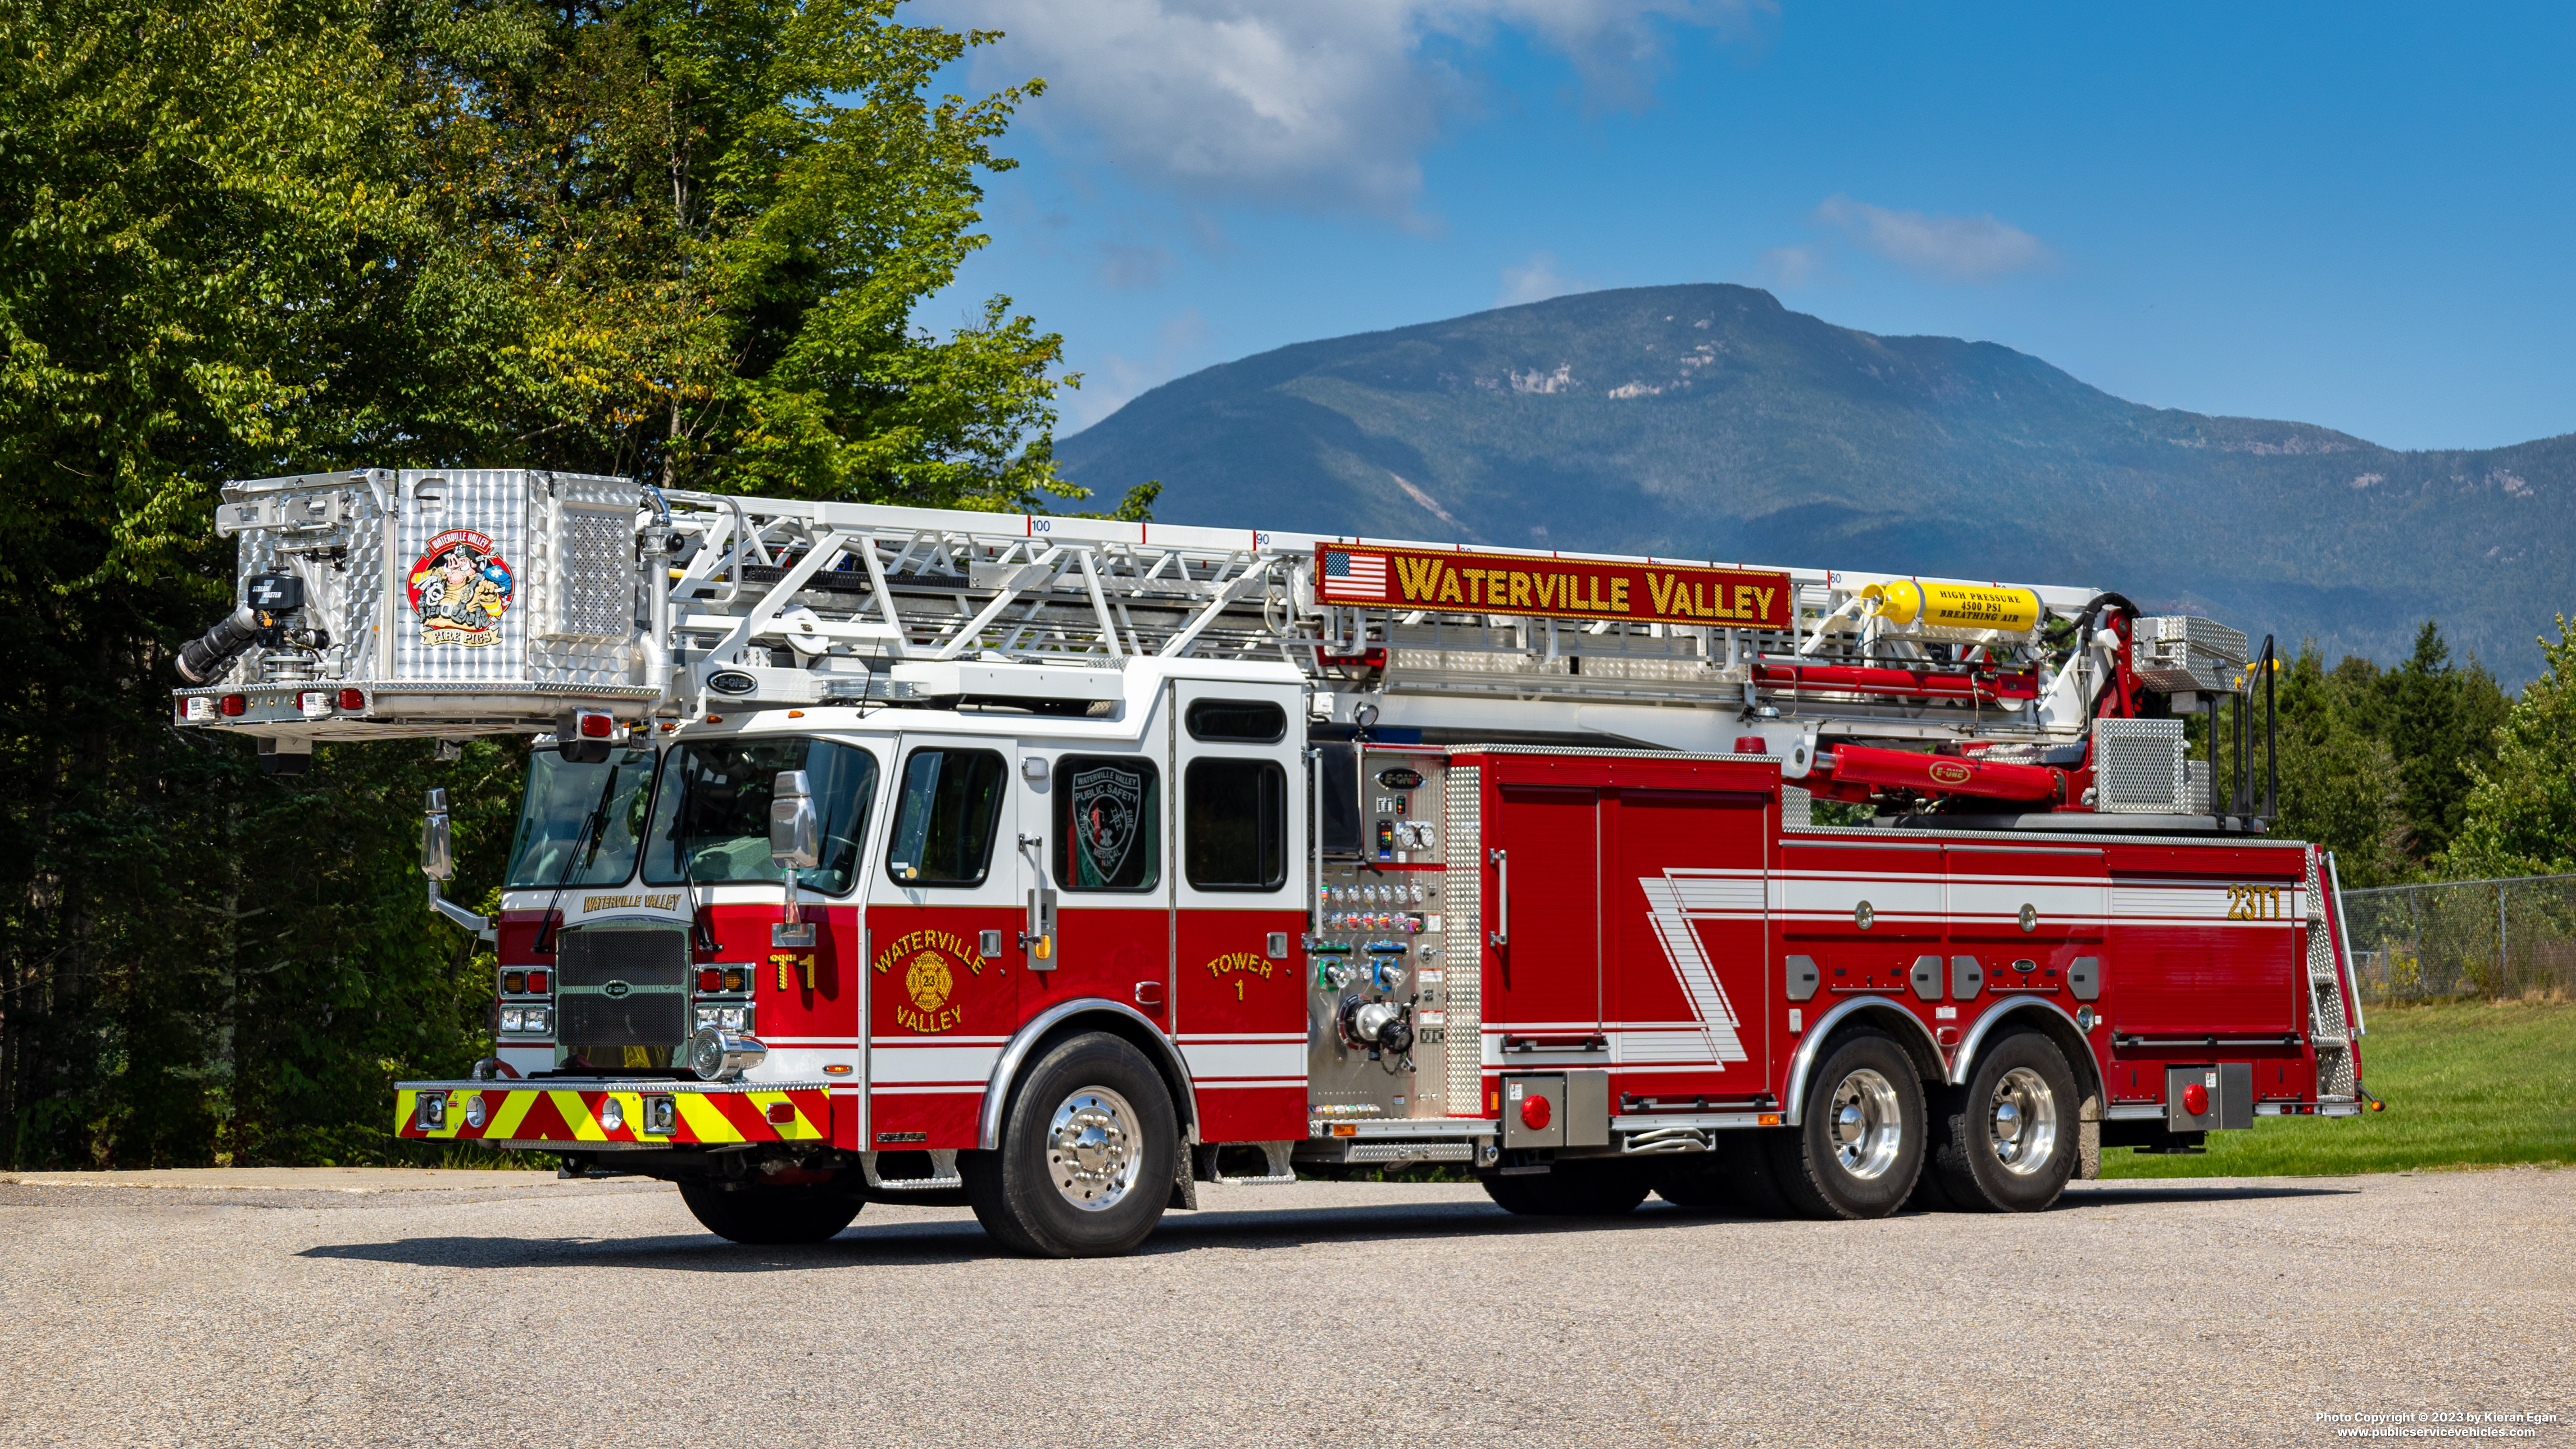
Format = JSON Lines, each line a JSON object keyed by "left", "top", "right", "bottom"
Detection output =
{"left": 964, "top": 1031, "right": 1178, "bottom": 1258}
{"left": 1769, "top": 1031, "right": 1925, "bottom": 1219}
{"left": 1927, "top": 1029, "right": 2079, "bottom": 1212}
{"left": 676, "top": 1179, "right": 862, "bottom": 1244}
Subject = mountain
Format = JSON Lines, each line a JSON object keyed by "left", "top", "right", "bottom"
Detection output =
{"left": 1056, "top": 284, "right": 2574, "bottom": 680}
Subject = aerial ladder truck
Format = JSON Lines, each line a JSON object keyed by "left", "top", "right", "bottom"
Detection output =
{"left": 169, "top": 467, "right": 2370, "bottom": 1253}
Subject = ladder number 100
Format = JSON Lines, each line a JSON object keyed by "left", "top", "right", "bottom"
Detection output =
{"left": 2225, "top": 884, "right": 2287, "bottom": 920}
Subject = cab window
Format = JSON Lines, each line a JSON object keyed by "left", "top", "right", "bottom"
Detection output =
{"left": 888, "top": 748, "right": 1008, "bottom": 886}
{"left": 1053, "top": 756, "right": 1160, "bottom": 892}
{"left": 505, "top": 746, "right": 658, "bottom": 888}
{"left": 640, "top": 739, "right": 879, "bottom": 894}
{"left": 1185, "top": 758, "right": 1286, "bottom": 891}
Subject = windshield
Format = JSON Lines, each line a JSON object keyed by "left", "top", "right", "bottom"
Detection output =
{"left": 642, "top": 738, "right": 880, "bottom": 894}
{"left": 504, "top": 747, "right": 660, "bottom": 888}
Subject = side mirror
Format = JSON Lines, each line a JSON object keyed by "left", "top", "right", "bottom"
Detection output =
{"left": 422, "top": 787, "right": 456, "bottom": 881}
{"left": 769, "top": 770, "right": 819, "bottom": 870}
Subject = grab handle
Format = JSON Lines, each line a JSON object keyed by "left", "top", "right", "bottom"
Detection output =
{"left": 1488, "top": 847, "right": 1509, "bottom": 948}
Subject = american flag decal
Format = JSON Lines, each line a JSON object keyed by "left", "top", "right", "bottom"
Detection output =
{"left": 1316, "top": 547, "right": 1388, "bottom": 602}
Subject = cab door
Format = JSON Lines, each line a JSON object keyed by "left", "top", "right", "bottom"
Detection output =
{"left": 1170, "top": 680, "right": 1308, "bottom": 1143}
{"left": 864, "top": 735, "right": 1018, "bottom": 1152}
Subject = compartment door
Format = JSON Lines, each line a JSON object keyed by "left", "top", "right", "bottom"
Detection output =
{"left": 865, "top": 735, "right": 1020, "bottom": 1151}
{"left": 1606, "top": 788, "right": 1770, "bottom": 1092}
{"left": 1170, "top": 680, "right": 1308, "bottom": 1144}
{"left": 1487, "top": 785, "right": 1603, "bottom": 1046}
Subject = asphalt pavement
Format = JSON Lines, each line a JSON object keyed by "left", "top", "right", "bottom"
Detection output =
{"left": 0, "top": 1165, "right": 2567, "bottom": 1447}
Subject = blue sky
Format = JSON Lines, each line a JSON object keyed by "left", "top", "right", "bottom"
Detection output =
{"left": 917, "top": 1, "right": 2576, "bottom": 452}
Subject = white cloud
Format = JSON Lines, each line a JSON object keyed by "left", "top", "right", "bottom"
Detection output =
{"left": 925, "top": 0, "right": 1769, "bottom": 218}
{"left": 1496, "top": 251, "right": 1599, "bottom": 306}
{"left": 1812, "top": 195, "right": 2051, "bottom": 281}
{"left": 1753, "top": 242, "right": 1825, "bottom": 289}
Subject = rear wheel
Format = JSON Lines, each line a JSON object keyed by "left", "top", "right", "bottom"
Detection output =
{"left": 676, "top": 1179, "right": 862, "bottom": 1244}
{"left": 964, "top": 1031, "right": 1177, "bottom": 1257}
{"left": 1482, "top": 1164, "right": 1651, "bottom": 1217}
{"left": 1769, "top": 1031, "right": 1925, "bottom": 1219}
{"left": 1929, "top": 1029, "right": 2079, "bottom": 1212}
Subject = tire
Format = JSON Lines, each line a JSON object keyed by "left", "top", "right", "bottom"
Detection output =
{"left": 1769, "top": 1030, "right": 1926, "bottom": 1220}
{"left": 963, "top": 1031, "right": 1177, "bottom": 1258}
{"left": 1928, "top": 1029, "right": 2080, "bottom": 1212}
{"left": 676, "top": 1179, "right": 862, "bottom": 1244}
{"left": 1483, "top": 1163, "right": 1651, "bottom": 1217}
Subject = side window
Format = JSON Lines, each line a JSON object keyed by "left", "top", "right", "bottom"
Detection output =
{"left": 887, "top": 748, "right": 1007, "bottom": 886}
{"left": 1185, "top": 698, "right": 1286, "bottom": 743}
{"left": 1055, "top": 756, "right": 1161, "bottom": 892}
{"left": 1185, "top": 758, "right": 1287, "bottom": 891}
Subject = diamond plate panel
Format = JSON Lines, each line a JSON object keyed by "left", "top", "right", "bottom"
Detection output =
{"left": 2092, "top": 718, "right": 2188, "bottom": 813}
{"left": 552, "top": 505, "right": 635, "bottom": 640}
{"left": 1443, "top": 765, "right": 1483, "bottom": 1117}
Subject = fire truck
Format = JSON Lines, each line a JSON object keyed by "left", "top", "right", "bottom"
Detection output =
{"left": 170, "top": 467, "right": 2373, "bottom": 1255}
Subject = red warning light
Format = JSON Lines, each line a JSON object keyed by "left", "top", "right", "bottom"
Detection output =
{"left": 1519, "top": 1094, "right": 1552, "bottom": 1130}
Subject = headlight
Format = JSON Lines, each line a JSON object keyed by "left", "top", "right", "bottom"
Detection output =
{"left": 686, "top": 1026, "right": 767, "bottom": 1082}
{"left": 500, "top": 1008, "right": 525, "bottom": 1033}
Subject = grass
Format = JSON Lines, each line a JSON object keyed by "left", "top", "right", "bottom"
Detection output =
{"left": 2101, "top": 997, "right": 2576, "bottom": 1178}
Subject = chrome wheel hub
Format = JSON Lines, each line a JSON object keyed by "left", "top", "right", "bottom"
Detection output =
{"left": 1987, "top": 1066, "right": 2060, "bottom": 1177}
{"left": 1047, "top": 1087, "right": 1139, "bottom": 1211}
{"left": 1824, "top": 1068, "right": 1902, "bottom": 1180}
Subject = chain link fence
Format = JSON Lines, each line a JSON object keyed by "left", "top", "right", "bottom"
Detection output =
{"left": 2337, "top": 873, "right": 2576, "bottom": 1003}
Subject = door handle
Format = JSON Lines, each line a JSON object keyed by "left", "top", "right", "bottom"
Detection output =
{"left": 1488, "top": 846, "right": 1508, "bottom": 947}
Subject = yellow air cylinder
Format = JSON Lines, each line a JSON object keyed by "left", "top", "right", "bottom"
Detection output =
{"left": 1864, "top": 579, "right": 2042, "bottom": 635}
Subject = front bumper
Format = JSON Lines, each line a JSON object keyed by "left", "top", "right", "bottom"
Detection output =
{"left": 394, "top": 1079, "right": 830, "bottom": 1149}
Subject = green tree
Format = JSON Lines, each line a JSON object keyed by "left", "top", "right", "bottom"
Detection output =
{"left": 2230, "top": 644, "right": 2409, "bottom": 886}
{"left": 2380, "top": 620, "right": 2509, "bottom": 864}
{"left": 401, "top": 0, "right": 1075, "bottom": 507}
{"left": 2446, "top": 618, "right": 2576, "bottom": 878}
{"left": 1, "top": 0, "right": 1078, "bottom": 1168}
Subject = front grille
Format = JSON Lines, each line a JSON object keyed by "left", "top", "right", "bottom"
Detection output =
{"left": 559, "top": 992, "right": 688, "bottom": 1050}
{"left": 557, "top": 924, "right": 689, "bottom": 989}
{"left": 556, "top": 924, "right": 689, "bottom": 1066}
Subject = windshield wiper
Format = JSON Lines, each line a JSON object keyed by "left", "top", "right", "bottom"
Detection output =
{"left": 674, "top": 760, "right": 717, "bottom": 955}
{"left": 533, "top": 758, "right": 622, "bottom": 955}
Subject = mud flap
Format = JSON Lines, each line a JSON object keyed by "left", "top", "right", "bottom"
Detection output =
{"left": 1169, "top": 1137, "right": 1201, "bottom": 1211}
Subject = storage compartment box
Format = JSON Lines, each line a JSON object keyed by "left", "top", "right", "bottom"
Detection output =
{"left": 174, "top": 469, "right": 660, "bottom": 740}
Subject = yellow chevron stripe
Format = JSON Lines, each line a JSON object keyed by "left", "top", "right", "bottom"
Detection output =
{"left": 673, "top": 1093, "right": 744, "bottom": 1143}
{"left": 550, "top": 1089, "right": 607, "bottom": 1142}
{"left": 486, "top": 1088, "right": 539, "bottom": 1139}
{"left": 749, "top": 1091, "right": 827, "bottom": 1142}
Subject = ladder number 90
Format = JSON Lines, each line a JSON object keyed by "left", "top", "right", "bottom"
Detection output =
{"left": 2225, "top": 884, "right": 2287, "bottom": 920}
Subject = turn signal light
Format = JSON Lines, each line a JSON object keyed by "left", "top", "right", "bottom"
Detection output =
{"left": 502, "top": 970, "right": 526, "bottom": 993}
{"left": 525, "top": 970, "right": 549, "bottom": 993}
{"left": 337, "top": 688, "right": 366, "bottom": 711}
{"left": 723, "top": 967, "right": 745, "bottom": 992}
{"left": 219, "top": 694, "right": 247, "bottom": 716}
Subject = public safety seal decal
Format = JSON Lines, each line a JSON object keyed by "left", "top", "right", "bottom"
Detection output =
{"left": 1069, "top": 764, "right": 1144, "bottom": 887}
{"left": 407, "top": 529, "right": 515, "bottom": 647}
